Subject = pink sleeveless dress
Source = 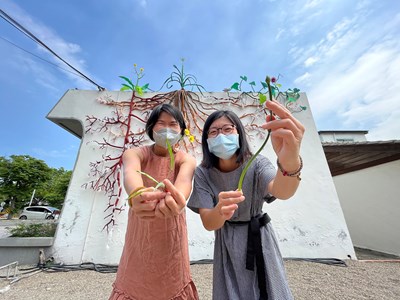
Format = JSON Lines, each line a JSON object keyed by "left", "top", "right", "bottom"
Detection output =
{"left": 109, "top": 146, "right": 198, "bottom": 300}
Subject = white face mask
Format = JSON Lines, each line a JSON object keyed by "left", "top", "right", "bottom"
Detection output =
{"left": 207, "top": 134, "right": 240, "bottom": 160}
{"left": 153, "top": 128, "right": 182, "bottom": 149}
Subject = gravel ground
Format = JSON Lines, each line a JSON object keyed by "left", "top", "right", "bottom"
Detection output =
{"left": 1, "top": 253, "right": 400, "bottom": 300}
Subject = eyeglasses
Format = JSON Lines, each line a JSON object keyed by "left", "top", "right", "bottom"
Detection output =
{"left": 207, "top": 124, "right": 236, "bottom": 138}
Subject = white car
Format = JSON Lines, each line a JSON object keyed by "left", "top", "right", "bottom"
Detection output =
{"left": 19, "top": 206, "right": 60, "bottom": 220}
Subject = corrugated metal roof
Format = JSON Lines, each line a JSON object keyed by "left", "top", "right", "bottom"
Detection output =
{"left": 321, "top": 140, "right": 400, "bottom": 176}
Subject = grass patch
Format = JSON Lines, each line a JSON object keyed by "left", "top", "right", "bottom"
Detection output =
{"left": 10, "top": 223, "right": 57, "bottom": 237}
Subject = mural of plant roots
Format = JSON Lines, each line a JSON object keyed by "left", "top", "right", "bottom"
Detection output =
{"left": 82, "top": 64, "right": 305, "bottom": 231}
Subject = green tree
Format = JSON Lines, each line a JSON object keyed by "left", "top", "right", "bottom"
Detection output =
{"left": 36, "top": 168, "right": 72, "bottom": 208}
{"left": 0, "top": 155, "right": 51, "bottom": 212}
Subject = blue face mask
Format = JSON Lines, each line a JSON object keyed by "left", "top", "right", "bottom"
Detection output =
{"left": 207, "top": 134, "right": 240, "bottom": 160}
{"left": 153, "top": 128, "right": 182, "bottom": 149}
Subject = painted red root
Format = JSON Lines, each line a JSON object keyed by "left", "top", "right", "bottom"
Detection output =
{"left": 83, "top": 90, "right": 276, "bottom": 231}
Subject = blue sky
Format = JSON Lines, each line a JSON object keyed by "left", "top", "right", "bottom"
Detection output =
{"left": 1, "top": 0, "right": 399, "bottom": 170}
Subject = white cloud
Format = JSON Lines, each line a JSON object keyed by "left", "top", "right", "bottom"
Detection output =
{"left": 367, "top": 111, "right": 400, "bottom": 140}
{"left": 290, "top": 16, "right": 361, "bottom": 70}
{"left": 326, "top": 18, "right": 354, "bottom": 41}
{"left": 304, "top": 0, "right": 323, "bottom": 9}
{"left": 304, "top": 56, "right": 319, "bottom": 67}
{"left": 3, "top": 3, "right": 97, "bottom": 90}
{"left": 33, "top": 144, "right": 77, "bottom": 159}
{"left": 286, "top": 1, "right": 400, "bottom": 141}
{"left": 275, "top": 28, "right": 285, "bottom": 40}
{"left": 307, "top": 38, "right": 400, "bottom": 140}
{"left": 294, "top": 72, "right": 311, "bottom": 85}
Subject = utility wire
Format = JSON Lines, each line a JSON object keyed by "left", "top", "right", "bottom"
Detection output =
{"left": 0, "top": 8, "right": 105, "bottom": 91}
{"left": 0, "top": 36, "right": 88, "bottom": 79}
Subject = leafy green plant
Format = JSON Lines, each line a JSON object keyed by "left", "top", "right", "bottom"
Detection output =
{"left": 237, "top": 76, "right": 305, "bottom": 190}
{"left": 160, "top": 58, "right": 206, "bottom": 92}
{"left": 230, "top": 75, "right": 260, "bottom": 93}
{"left": 229, "top": 74, "right": 306, "bottom": 112}
{"left": 119, "top": 64, "right": 150, "bottom": 95}
{"left": 10, "top": 223, "right": 57, "bottom": 237}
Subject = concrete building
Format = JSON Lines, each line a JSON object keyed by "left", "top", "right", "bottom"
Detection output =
{"left": 46, "top": 90, "right": 356, "bottom": 264}
{"left": 319, "top": 130, "right": 368, "bottom": 143}
{"left": 322, "top": 139, "right": 400, "bottom": 256}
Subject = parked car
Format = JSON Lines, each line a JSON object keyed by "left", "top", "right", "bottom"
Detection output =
{"left": 19, "top": 206, "right": 60, "bottom": 220}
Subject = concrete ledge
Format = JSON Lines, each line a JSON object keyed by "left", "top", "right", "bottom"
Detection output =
{"left": 0, "top": 237, "right": 54, "bottom": 247}
{"left": 0, "top": 237, "right": 54, "bottom": 266}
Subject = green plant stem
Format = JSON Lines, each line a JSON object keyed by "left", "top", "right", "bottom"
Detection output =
{"left": 237, "top": 130, "right": 271, "bottom": 191}
{"left": 127, "top": 171, "right": 166, "bottom": 200}
{"left": 136, "top": 170, "right": 159, "bottom": 184}
{"left": 127, "top": 188, "right": 145, "bottom": 200}
{"left": 237, "top": 76, "right": 273, "bottom": 191}
{"left": 166, "top": 139, "right": 175, "bottom": 170}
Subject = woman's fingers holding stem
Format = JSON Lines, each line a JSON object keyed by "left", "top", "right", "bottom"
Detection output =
{"left": 264, "top": 101, "right": 305, "bottom": 133}
{"left": 162, "top": 179, "right": 186, "bottom": 207}
{"left": 219, "top": 191, "right": 245, "bottom": 206}
{"left": 140, "top": 190, "right": 166, "bottom": 202}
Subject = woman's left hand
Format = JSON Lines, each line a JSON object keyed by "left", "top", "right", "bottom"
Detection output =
{"left": 261, "top": 100, "right": 305, "bottom": 171}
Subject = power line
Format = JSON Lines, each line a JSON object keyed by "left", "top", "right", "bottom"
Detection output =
{"left": 0, "top": 36, "right": 88, "bottom": 79}
{"left": 0, "top": 8, "right": 105, "bottom": 91}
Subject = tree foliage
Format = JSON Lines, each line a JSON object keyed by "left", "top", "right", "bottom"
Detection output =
{"left": 0, "top": 155, "right": 71, "bottom": 210}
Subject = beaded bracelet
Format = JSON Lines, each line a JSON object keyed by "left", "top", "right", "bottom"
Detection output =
{"left": 277, "top": 155, "right": 303, "bottom": 181}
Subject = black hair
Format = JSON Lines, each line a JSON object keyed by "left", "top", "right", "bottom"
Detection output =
{"left": 145, "top": 103, "right": 186, "bottom": 141}
{"left": 201, "top": 110, "right": 252, "bottom": 168}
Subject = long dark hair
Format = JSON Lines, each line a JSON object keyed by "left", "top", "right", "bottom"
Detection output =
{"left": 201, "top": 110, "right": 252, "bottom": 168}
{"left": 145, "top": 103, "right": 186, "bottom": 141}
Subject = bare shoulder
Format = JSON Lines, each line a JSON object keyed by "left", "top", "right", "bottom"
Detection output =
{"left": 122, "top": 147, "right": 143, "bottom": 163}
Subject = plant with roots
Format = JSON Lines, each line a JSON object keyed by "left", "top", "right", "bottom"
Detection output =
{"left": 229, "top": 74, "right": 306, "bottom": 113}
{"left": 119, "top": 64, "right": 150, "bottom": 95}
{"left": 160, "top": 58, "right": 206, "bottom": 92}
{"left": 83, "top": 62, "right": 305, "bottom": 231}
{"left": 83, "top": 62, "right": 222, "bottom": 231}
{"left": 231, "top": 75, "right": 306, "bottom": 190}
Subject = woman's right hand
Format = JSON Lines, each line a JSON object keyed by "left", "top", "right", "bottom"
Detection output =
{"left": 216, "top": 190, "right": 245, "bottom": 220}
{"left": 130, "top": 187, "right": 167, "bottom": 220}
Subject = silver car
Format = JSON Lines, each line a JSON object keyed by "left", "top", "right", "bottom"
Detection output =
{"left": 19, "top": 206, "right": 60, "bottom": 220}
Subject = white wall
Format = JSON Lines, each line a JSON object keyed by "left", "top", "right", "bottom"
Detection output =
{"left": 333, "top": 161, "right": 400, "bottom": 256}
{"left": 47, "top": 90, "right": 356, "bottom": 264}
{"left": 319, "top": 132, "right": 367, "bottom": 142}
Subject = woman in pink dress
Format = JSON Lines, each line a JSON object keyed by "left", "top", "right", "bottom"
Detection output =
{"left": 109, "top": 103, "right": 199, "bottom": 300}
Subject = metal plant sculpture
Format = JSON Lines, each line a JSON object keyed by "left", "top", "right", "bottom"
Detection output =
{"left": 83, "top": 62, "right": 305, "bottom": 231}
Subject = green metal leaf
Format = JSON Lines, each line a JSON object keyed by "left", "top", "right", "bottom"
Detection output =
{"left": 286, "top": 91, "right": 300, "bottom": 102}
{"left": 249, "top": 81, "right": 256, "bottom": 86}
{"left": 135, "top": 86, "right": 143, "bottom": 96}
{"left": 121, "top": 83, "right": 133, "bottom": 91}
{"left": 119, "top": 76, "right": 134, "bottom": 88}
{"left": 261, "top": 81, "right": 268, "bottom": 89}
{"left": 231, "top": 82, "right": 240, "bottom": 90}
{"left": 240, "top": 76, "right": 248, "bottom": 81}
{"left": 142, "top": 83, "right": 149, "bottom": 91}
{"left": 259, "top": 93, "right": 267, "bottom": 105}
{"left": 271, "top": 87, "right": 276, "bottom": 97}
